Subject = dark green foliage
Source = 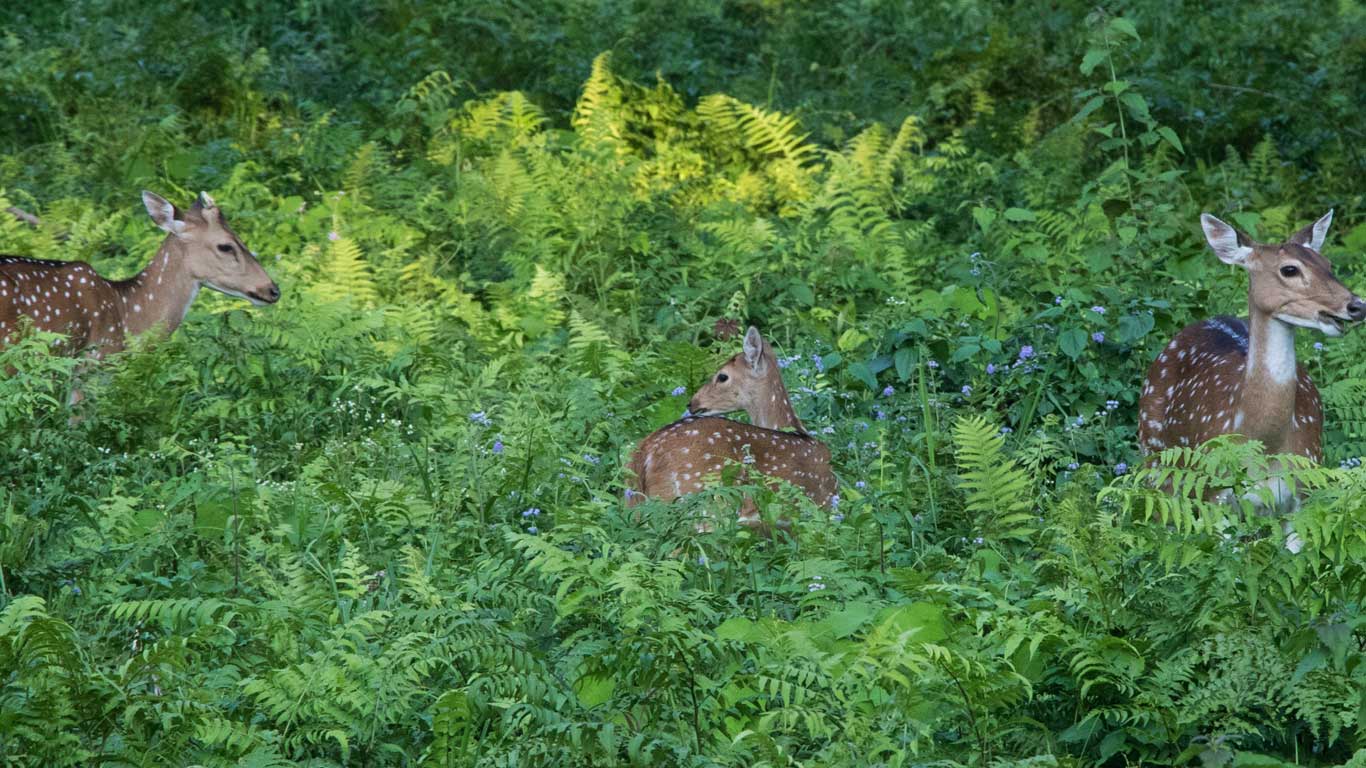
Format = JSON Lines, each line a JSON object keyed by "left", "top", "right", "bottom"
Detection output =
{"left": 4, "top": 1, "right": 1366, "bottom": 765}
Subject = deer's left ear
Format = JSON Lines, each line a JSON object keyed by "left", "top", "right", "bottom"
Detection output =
{"left": 1288, "top": 210, "right": 1333, "bottom": 252}
{"left": 142, "top": 191, "right": 187, "bottom": 236}
{"left": 1201, "top": 213, "right": 1253, "bottom": 267}
{"left": 742, "top": 326, "right": 768, "bottom": 373}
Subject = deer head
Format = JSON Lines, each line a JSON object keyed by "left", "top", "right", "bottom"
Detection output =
{"left": 1201, "top": 210, "right": 1364, "bottom": 336}
{"left": 142, "top": 190, "right": 281, "bottom": 306}
{"left": 686, "top": 326, "right": 806, "bottom": 432}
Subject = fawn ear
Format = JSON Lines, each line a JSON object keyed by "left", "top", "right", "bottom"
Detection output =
{"left": 1287, "top": 209, "right": 1332, "bottom": 253}
{"left": 143, "top": 191, "right": 186, "bottom": 236}
{"left": 1201, "top": 213, "right": 1252, "bottom": 267}
{"left": 742, "top": 326, "right": 768, "bottom": 374}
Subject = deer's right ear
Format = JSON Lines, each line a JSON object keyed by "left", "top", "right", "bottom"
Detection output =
{"left": 742, "top": 326, "right": 767, "bottom": 373}
{"left": 1201, "top": 213, "right": 1252, "bottom": 267}
{"left": 142, "top": 191, "right": 186, "bottom": 236}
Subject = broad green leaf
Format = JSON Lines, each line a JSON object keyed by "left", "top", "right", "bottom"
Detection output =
{"left": 1109, "top": 17, "right": 1140, "bottom": 41}
{"left": 1080, "top": 49, "right": 1107, "bottom": 75}
{"left": 1157, "top": 126, "right": 1184, "bottom": 153}
{"left": 1059, "top": 327, "right": 1088, "bottom": 359}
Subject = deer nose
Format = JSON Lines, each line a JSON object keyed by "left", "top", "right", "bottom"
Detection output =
{"left": 262, "top": 283, "right": 281, "bottom": 303}
{"left": 1349, "top": 298, "right": 1366, "bottom": 322}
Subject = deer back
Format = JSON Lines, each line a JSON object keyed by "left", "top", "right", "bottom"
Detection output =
{"left": 0, "top": 257, "right": 125, "bottom": 356}
{"left": 628, "top": 415, "right": 836, "bottom": 508}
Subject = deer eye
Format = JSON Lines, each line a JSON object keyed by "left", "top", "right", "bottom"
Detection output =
{"left": 217, "top": 244, "right": 234, "bottom": 254}
{"left": 716, "top": 373, "right": 729, "bottom": 383}
{"left": 1280, "top": 265, "right": 1300, "bottom": 277}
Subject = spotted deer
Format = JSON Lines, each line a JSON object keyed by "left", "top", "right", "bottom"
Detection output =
{"left": 1138, "top": 211, "right": 1364, "bottom": 547}
{"left": 0, "top": 191, "right": 281, "bottom": 403}
{"left": 627, "top": 326, "right": 836, "bottom": 535}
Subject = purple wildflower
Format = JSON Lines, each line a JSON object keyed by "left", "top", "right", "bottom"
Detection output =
{"left": 927, "top": 359, "right": 939, "bottom": 369}
{"left": 671, "top": 385, "right": 687, "bottom": 396}
{"left": 1067, "top": 462, "right": 1079, "bottom": 471}
{"left": 492, "top": 439, "right": 504, "bottom": 455}
{"left": 1018, "top": 345, "right": 1034, "bottom": 360}
{"left": 1092, "top": 332, "right": 1105, "bottom": 343}
{"left": 961, "top": 384, "right": 972, "bottom": 396}
{"left": 469, "top": 411, "right": 492, "bottom": 426}
{"left": 1091, "top": 305, "right": 1106, "bottom": 314}
{"left": 882, "top": 385, "right": 895, "bottom": 397}
{"left": 1000, "top": 426, "right": 1013, "bottom": 435}
{"left": 1314, "top": 342, "right": 1325, "bottom": 351}
{"left": 986, "top": 363, "right": 997, "bottom": 375}
{"left": 1114, "top": 463, "right": 1128, "bottom": 476}
{"left": 328, "top": 231, "right": 340, "bottom": 242}
{"left": 812, "top": 354, "right": 825, "bottom": 372}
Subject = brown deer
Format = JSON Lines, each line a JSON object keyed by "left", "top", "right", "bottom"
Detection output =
{"left": 627, "top": 326, "right": 836, "bottom": 535}
{"left": 1, "top": 191, "right": 280, "bottom": 403}
{"left": 1138, "top": 211, "right": 1364, "bottom": 548}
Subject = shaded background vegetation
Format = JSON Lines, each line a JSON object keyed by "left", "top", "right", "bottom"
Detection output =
{"left": 3, "top": 1, "right": 1366, "bottom": 765}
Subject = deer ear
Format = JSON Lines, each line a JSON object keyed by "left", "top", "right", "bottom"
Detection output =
{"left": 197, "top": 191, "right": 216, "bottom": 209}
{"left": 742, "top": 326, "right": 767, "bottom": 373}
{"left": 143, "top": 191, "right": 186, "bottom": 236}
{"left": 1201, "top": 213, "right": 1252, "bottom": 267}
{"left": 1288, "top": 210, "right": 1332, "bottom": 252}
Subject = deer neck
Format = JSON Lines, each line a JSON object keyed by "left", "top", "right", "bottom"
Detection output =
{"left": 1240, "top": 309, "right": 1298, "bottom": 450}
{"left": 115, "top": 238, "right": 201, "bottom": 337}
{"left": 747, "top": 372, "right": 806, "bottom": 433}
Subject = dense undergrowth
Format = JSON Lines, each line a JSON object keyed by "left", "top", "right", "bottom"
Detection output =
{"left": 4, "top": 1, "right": 1366, "bottom": 765}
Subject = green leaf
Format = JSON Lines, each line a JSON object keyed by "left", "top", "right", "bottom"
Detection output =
{"left": 1117, "top": 313, "right": 1155, "bottom": 343}
{"left": 847, "top": 361, "right": 877, "bottom": 390}
{"left": 1059, "top": 327, "right": 1088, "bottom": 359}
{"left": 1109, "top": 17, "right": 1140, "bottom": 41}
{"left": 894, "top": 347, "right": 918, "bottom": 380}
{"left": 971, "top": 205, "right": 996, "bottom": 234}
{"left": 1003, "top": 207, "right": 1036, "bottom": 222}
{"left": 1156, "top": 126, "right": 1185, "bottom": 153}
{"left": 1119, "top": 91, "right": 1151, "bottom": 122}
{"left": 874, "top": 602, "right": 947, "bottom": 644}
{"left": 1080, "top": 49, "right": 1107, "bottom": 75}
{"left": 716, "top": 616, "right": 763, "bottom": 642}
{"left": 813, "top": 602, "right": 877, "bottom": 640}
{"left": 574, "top": 671, "right": 616, "bottom": 708}
{"left": 1074, "top": 94, "right": 1106, "bottom": 122}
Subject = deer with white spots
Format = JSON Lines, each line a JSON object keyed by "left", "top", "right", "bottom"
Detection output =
{"left": 1138, "top": 211, "right": 1364, "bottom": 548}
{"left": 0, "top": 191, "right": 281, "bottom": 404}
{"left": 627, "top": 326, "right": 836, "bottom": 536}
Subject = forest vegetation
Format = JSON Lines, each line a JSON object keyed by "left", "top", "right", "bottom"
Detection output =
{"left": 3, "top": 1, "right": 1366, "bottom": 765}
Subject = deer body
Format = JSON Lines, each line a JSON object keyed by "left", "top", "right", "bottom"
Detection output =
{"left": 0, "top": 192, "right": 280, "bottom": 403}
{"left": 627, "top": 327, "right": 836, "bottom": 532}
{"left": 1139, "top": 315, "right": 1323, "bottom": 462}
{"left": 1139, "top": 211, "right": 1363, "bottom": 536}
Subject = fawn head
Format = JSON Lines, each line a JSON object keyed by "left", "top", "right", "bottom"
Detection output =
{"left": 1201, "top": 210, "right": 1364, "bottom": 336}
{"left": 142, "top": 190, "right": 281, "bottom": 305}
{"left": 688, "top": 326, "right": 779, "bottom": 417}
